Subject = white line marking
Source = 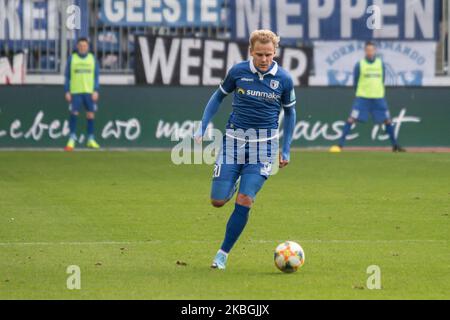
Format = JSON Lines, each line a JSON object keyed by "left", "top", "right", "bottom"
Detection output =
{"left": 0, "top": 147, "right": 449, "bottom": 153}
{"left": 0, "top": 239, "right": 447, "bottom": 246}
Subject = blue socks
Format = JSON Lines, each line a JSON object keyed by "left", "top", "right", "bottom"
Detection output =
{"left": 339, "top": 122, "right": 353, "bottom": 147}
{"left": 385, "top": 123, "right": 398, "bottom": 147}
{"left": 338, "top": 121, "right": 398, "bottom": 147}
{"left": 69, "top": 114, "right": 78, "bottom": 140}
{"left": 87, "top": 119, "right": 95, "bottom": 140}
{"left": 220, "top": 204, "right": 250, "bottom": 253}
{"left": 68, "top": 115, "right": 96, "bottom": 141}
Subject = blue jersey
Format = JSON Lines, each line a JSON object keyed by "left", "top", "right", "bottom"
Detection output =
{"left": 219, "top": 60, "right": 296, "bottom": 130}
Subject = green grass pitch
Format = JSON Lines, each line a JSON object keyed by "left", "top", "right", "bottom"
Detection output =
{"left": 0, "top": 151, "right": 449, "bottom": 300}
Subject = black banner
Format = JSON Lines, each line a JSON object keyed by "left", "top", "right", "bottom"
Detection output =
{"left": 135, "top": 35, "right": 312, "bottom": 87}
{"left": 0, "top": 300, "right": 427, "bottom": 318}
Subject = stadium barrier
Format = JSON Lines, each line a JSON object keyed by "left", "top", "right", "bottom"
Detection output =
{"left": 0, "top": 86, "right": 448, "bottom": 148}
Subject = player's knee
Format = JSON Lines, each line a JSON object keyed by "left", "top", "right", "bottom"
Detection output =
{"left": 71, "top": 112, "right": 79, "bottom": 116}
{"left": 347, "top": 117, "right": 356, "bottom": 124}
{"left": 211, "top": 199, "right": 227, "bottom": 208}
{"left": 86, "top": 112, "right": 95, "bottom": 119}
{"left": 236, "top": 193, "right": 253, "bottom": 208}
{"left": 384, "top": 119, "right": 392, "bottom": 125}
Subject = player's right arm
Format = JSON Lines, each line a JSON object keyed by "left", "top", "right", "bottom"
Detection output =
{"left": 64, "top": 56, "right": 72, "bottom": 102}
{"left": 353, "top": 62, "right": 360, "bottom": 91}
{"left": 193, "top": 66, "right": 237, "bottom": 142}
{"left": 193, "top": 90, "right": 227, "bottom": 143}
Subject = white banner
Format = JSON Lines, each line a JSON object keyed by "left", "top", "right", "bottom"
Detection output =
{"left": 310, "top": 41, "right": 437, "bottom": 87}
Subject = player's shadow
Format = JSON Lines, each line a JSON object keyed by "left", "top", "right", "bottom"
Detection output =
{"left": 260, "top": 272, "right": 297, "bottom": 276}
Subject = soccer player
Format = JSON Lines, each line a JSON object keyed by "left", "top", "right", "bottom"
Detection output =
{"left": 330, "top": 42, "right": 405, "bottom": 153}
{"left": 64, "top": 38, "right": 100, "bottom": 151}
{"left": 194, "top": 30, "right": 297, "bottom": 269}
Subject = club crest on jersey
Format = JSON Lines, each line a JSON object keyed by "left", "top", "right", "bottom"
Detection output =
{"left": 270, "top": 80, "right": 280, "bottom": 90}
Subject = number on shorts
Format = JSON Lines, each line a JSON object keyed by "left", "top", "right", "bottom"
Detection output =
{"left": 213, "top": 164, "right": 221, "bottom": 178}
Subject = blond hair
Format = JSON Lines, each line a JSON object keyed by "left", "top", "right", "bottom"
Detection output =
{"left": 249, "top": 29, "right": 280, "bottom": 50}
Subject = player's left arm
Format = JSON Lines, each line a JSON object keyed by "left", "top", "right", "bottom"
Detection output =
{"left": 280, "top": 106, "right": 296, "bottom": 168}
{"left": 92, "top": 57, "right": 100, "bottom": 102}
{"left": 280, "top": 76, "right": 297, "bottom": 168}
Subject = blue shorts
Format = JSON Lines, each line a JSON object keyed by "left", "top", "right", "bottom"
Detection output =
{"left": 211, "top": 164, "right": 267, "bottom": 201}
{"left": 69, "top": 94, "right": 97, "bottom": 113}
{"left": 350, "top": 98, "right": 391, "bottom": 124}
{"left": 210, "top": 132, "right": 277, "bottom": 201}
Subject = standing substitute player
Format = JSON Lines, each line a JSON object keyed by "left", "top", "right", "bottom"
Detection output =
{"left": 64, "top": 38, "right": 100, "bottom": 151}
{"left": 330, "top": 42, "right": 405, "bottom": 153}
{"left": 194, "top": 30, "right": 297, "bottom": 269}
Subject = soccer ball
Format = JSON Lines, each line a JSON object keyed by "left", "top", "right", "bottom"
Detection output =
{"left": 274, "top": 241, "right": 305, "bottom": 273}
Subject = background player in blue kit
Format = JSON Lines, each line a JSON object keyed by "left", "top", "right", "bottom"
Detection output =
{"left": 64, "top": 38, "right": 101, "bottom": 151}
{"left": 194, "top": 30, "right": 297, "bottom": 270}
{"left": 330, "top": 42, "right": 406, "bottom": 153}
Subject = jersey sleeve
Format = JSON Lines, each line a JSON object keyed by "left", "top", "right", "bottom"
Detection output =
{"left": 281, "top": 75, "right": 296, "bottom": 108}
{"left": 94, "top": 57, "right": 100, "bottom": 91}
{"left": 219, "top": 65, "right": 237, "bottom": 95}
{"left": 64, "top": 55, "right": 72, "bottom": 93}
{"left": 353, "top": 62, "right": 360, "bottom": 89}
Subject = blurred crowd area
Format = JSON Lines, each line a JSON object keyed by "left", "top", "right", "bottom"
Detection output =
{"left": 0, "top": 0, "right": 448, "bottom": 77}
